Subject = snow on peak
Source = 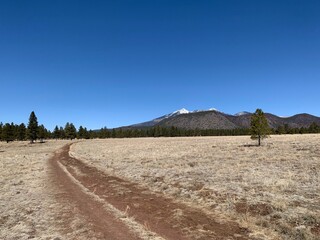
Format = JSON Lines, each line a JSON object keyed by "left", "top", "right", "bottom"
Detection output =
{"left": 174, "top": 108, "right": 189, "bottom": 114}
{"left": 192, "top": 108, "right": 219, "bottom": 113}
{"left": 166, "top": 107, "right": 220, "bottom": 118}
{"left": 166, "top": 108, "right": 190, "bottom": 118}
{"left": 235, "top": 111, "right": 250, "bottom": 116}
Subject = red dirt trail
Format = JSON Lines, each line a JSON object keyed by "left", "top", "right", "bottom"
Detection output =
{"left": 49, "top": 143, "right": 250, "bottom": 239}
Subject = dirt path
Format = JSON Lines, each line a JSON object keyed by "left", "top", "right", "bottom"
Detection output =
{"left": 49, "top": 145, "right": 143, "bottom": 240}
{"left": 49, "top": 143, "right": 249, "bottom": 239}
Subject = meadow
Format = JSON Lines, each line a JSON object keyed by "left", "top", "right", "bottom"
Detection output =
{"left": 1, "top": 135, "right": 319, "bottom": 239}
{"left": 71, "top": 135, "right": 320, "bottom": 239}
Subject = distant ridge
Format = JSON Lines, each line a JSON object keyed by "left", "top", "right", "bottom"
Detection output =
{"left": 125, "top": 108, "right": 320, "bottom": 130}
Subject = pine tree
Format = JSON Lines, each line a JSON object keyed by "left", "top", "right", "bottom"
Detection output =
{"left": 250, "top": 109, "right": 270, "bottom": 146}
{"left": 27, "top": 111, "right": 38, "bottom": 143}
{"left": 64, "top": 123, "right": 70, "bottom": 139}
{"left": 77, "top": 126, "right": 89, "bottom": 139}
{"left": 65, "top": 122, "right": 77, "bottom": 140}
{"left": 284, "top": 124, "right": 291, "bottom": 134}
{"left": 78, "top": 126, "right": 85, "bottom": 139}
{"left": 2, "top": 123, "right": 14, "bottom": 143}
{"left": 17, "top": 123, "right": 27, "bottom": 141}
{"left": 308, "top": 122, "right": 320, "bottom": 133}
{"left": 59, "top": 127, "right": 66, "bottom": 139}
{"left": 38, "top": 124, "right": 46, "bottom": 143}
{"left": 85, "top": 127, "right": 90, "bottom": 139}
{"left": 276, "top": 125, "right": 285, "bottom": 135}
{"left": 69, "top": 123, "right": 77, "bottom": 140}
{"left": 11, "top": 123, "right": 18, "bottom": 140}
{"left": 53, "top": 126, "right": 60, "bottom": 139}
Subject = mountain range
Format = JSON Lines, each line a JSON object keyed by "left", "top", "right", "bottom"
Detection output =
{"left": 126, "top": 108, "right": 320, "bottom": 130}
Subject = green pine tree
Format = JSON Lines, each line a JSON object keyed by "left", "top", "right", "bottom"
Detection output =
{"left": 27, "top": 111, "right": 39, "bottom": 143}
{"left": 17, "top": 123, "right": 27, "bottom": 141}
{"left": 59, "top": 127, "right": 66, "bottom": 139}
{"left": 65, "top": 122, "right": 77, "bottom": 140}
{"left": 64, "top": 123, "right": 70, "bottom": 139}
{"left": 78, "top": 126, "right": 85, "bottom": 139}
{"left": 38, "top": 124, "right": 46, "bottom": 143}
{"left": 250, "top": 109, "right": 271, "bottom": 146}
{"left": 276, "top": 125, "right": 285, "bottom": 135}
{"left": 12, "top": 123, "right": 19, "bottom": 140}
{"left": 78, "top": 126, "right": 90, "bottom": 139}
{"left": 308, "top": 122, "right": 320, "bottom": 133}
{"left": 2, "top": 123, "right": 14, "bottom": 143}
{"left": 53, "top": 126, "right": 60, "bottom": 139}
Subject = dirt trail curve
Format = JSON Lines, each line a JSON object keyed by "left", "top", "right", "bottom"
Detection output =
{"left": 49, "top": 143, "right": 249, "bottom": 240}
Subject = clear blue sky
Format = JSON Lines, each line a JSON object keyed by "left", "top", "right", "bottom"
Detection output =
{"left": 1, "top": 0, "right": 319, "bottom": 130}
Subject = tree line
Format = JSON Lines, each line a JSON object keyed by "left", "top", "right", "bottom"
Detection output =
{"left": 1, "top": 111, "right": 320, "bottom": 143}
{"left": 0, "top": 112, "right": 84, "bottom": 143}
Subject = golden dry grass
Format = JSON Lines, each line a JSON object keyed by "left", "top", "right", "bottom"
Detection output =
{"left": 0, "top": 140, "right": 100, "bottom": 240}
{"left": 71, "top": 135, "right": 320, "bottom": 240}
{"left": 1, "top": 135, "right": 319, "bottom": 239}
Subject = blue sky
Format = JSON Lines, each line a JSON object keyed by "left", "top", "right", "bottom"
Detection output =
{"left": 1, "top": 0, "right": 319, "bottom": 130}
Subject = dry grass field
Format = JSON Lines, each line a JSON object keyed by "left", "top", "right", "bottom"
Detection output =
{"left": 1, "top": 135, "right": 319, "bottom": 239}
{"left": 70, "top": 135, "right": 320, "bottom": 240}
{"left": 0, "top": 140, "right": 101, "bottom": 240}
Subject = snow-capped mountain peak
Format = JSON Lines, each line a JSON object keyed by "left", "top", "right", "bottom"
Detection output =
{"left": 235, "top": 111, "right": 250, "bottom": 116}
{"left": 167, "top": 108, "right": 190, "bottom": 118}
{"left": 173, "top": 108, "right": 189, "bottom": 114}
{"left": 192, "top": 108, "right": 219, "bottom": 113}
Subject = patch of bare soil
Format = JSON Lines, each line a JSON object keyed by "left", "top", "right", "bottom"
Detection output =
{"left": 52, "top": 144, "right": 249, "bottom": 240}
{"left": 311, "top": 224, "right": 320, "bottom": 235}
{"left": 49, "top": 146, "right": 142, "bottom": 240}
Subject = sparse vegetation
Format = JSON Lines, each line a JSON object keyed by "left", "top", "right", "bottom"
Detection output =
{"left": 0, "top": 140, "right": 78, "bottom": 239}
{"left": 1, "top": 134, "right": 320, "bottom": 239}
{"left": 71, "top": 135, "right": 320, "bottom": 239}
